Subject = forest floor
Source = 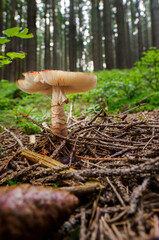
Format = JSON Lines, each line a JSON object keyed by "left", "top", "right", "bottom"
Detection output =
{"left": 0, "top": 109, "right": 159, "bottom": 240}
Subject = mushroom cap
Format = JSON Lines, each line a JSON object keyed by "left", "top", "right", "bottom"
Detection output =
{"left": 17, "top": 70, "right": 97, "bottom": 95}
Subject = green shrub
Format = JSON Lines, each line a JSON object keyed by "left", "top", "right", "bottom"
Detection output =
{"left": 134, "top": 47, "right": 159, "bottom": 90}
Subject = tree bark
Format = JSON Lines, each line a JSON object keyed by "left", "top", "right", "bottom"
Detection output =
{"left": 52, "top": 0, "right": 58, "bottom": 70}
{"left": 44, "top": 0, "right": 51, "bottom": 69}
{"left": 0, "top": 0, "right": 3, "bottom": 80}
{"left": 4, "top": 0, "right": 17, "bottom": 82}
{"left": 77, "top": 0, "right": 83, "bottom": 71}
{"left": 0, "top": 0, "right": 3, "bottom": 35}
{"left": 150, "top": 0, "right": 159, "bottom": 48}
{"left": 91, "top": 0, "right": 102, "bottom": 71}
{"left": 97, "top": 0, "right": 103, "bottom": 70}
{"left": 130, "top": 0, "right": 139, "bottom": 64}
{"left": 115, "top": 0, "right": 127, "bottom": 69}
{"left": 69, "top": 0, "right": 76, "bottom": 71}
{"left": 27, "top": 0, "right": 37, "bottom": 71}
{"left": 136, "top": 0, "right": 144, "bottom": 59}
{"left": 125, "top": 21, "right": 132, "bottom": 68}
{"left": 103, "top": 0, "right": 114, "bottom": 69}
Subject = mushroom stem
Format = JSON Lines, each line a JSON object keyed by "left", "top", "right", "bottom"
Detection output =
{"left": 51, "top": 103, "right": 68, "bottom": 136}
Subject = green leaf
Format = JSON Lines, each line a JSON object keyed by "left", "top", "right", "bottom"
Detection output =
{"left": 16, "top": 28, "right": 34, "bottom": 39}
{"left": 4, "top": 27, "right": 21, "bottom": 37}
{"left": 16, "top": 32, "right": 34, "bottom": 39}
{"left": 6, "top": 52, "right": 26, "bottom": 59}
{"left": 0, "top": 58, "right": 12, "bottom": 67}
{"left": 4, "top": 27, "right": 33, "bottom": 39}
{"left": 0, "top": 37, "right": 10, "bottom": 44}
{"left": 0, "top": 55, "right": 6, "bottom": 59}
{"left": 20, "top": 28, "right": 29, "bottom": 34}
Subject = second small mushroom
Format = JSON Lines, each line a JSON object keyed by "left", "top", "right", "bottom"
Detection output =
{"left": 17, "top": 70, "right": 97, "bottom": 136}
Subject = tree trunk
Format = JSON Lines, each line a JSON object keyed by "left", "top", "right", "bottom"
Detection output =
{"left": 150, "top": 0, "right": 159, "bottom": 48}
{"left": 136, "top": 0, "right": 144, "bottom": 59}
{"left": 4, "top": 0, "right": 17, "bottom": 82}
{"left": 115, "top": 0, "right": 127, "bottom": 69}
{"left": 52, "top": 0, "right": 58, "bottom": 70}
{"left": 0, "top": 0, "right": 3, "bottom": 34}
{"left": 44, "top": 0, "right": 51, "bottom": 69}
{"left": 91, "top": 0, "right": 102, "bottom": 71}
{"left": 0, "top": 0, "right": 3, "bottom": 80}
{"left": 125, "top": 21, "right": 132, "bottom": 68}
{"left": 130, "top": 0, "right": 137, "bottom": 64}
{"left": 69, "top": 0, "right": 76, "bottom": 71}
{"left": 77, "top": 0, "right": 83, "bottom": 71}
{"left": 97, "top": 0, "right": 103, "bottom": 70}
{"left": 27, "top": 0, "right": 37, "bottom": 71}
{"left": 103, "top": 0, "right": 114, "bottom": 69}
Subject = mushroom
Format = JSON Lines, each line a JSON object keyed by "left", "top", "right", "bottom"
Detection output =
{"left": 17, "top": 70, "right": 97, "bottom": 136}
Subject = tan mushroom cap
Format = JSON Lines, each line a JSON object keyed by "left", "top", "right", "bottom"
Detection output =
{"left": 17, "top": 70, "right": 97, "bottom": 95}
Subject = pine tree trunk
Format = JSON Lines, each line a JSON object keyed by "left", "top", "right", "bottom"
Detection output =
{"left": 115, "top": 0, "right": 127, "bottom": 69}
{"left": 150, "top": 0, "right": 159, "bottom": 48}
{"left": 136, "top": 1, "right": 144, "bottom": 59}
{"left": 125, "top": 22, "right": 132, "bottom": 68}
{"left": 27, "top": 0, "right": 37, "bottom": 71}
{"left": 69, "top": 0, "right": 76, "bottom": 71}
{"left": 0, "top": 0, "right": 3, "bottom": 80}
{"left": 78, "top": 0, "right": 83, "bottom": 71}
{"left": 52, "top": 0, "right": 58, "bottom": 70}
{"left": 0, "top": 0, "right": 3, "bottom": 35}
{"left": 91, "top": 0, "right": 102, "bottom": 71}
{"left": 4, "top": 0, "right": 17, "bottom": 82}
{"left": 103, "top": 0, "right": 114, "bottom": 69}
{"left": 64, "top": 0, "right": 68, "bottom": 71}
{"left": 97, "top": 0, "right": 103, "bottom": 70}
{"left": 44, "top": 0, "right": 51, "bottom": 69}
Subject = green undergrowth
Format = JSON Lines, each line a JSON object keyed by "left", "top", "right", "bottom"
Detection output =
{"left": 0, "top": 70, "right": 158, "bottom": 134}
{"left": 1, "top": 48, "right": 159, "bottom": 134}
{"left": 0, "top": 80, "right": 51, "bottom": 134}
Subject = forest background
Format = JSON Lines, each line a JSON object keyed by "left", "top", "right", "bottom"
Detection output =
{"left": 0, "top": 0, "right": 159, "bottom": 80}
{"left": 0, "top": 0, "right": 159, "bottom": 132}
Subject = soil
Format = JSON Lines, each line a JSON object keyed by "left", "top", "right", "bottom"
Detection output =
{"left": 0, "top": 109, "right": 159, "bottom": 240}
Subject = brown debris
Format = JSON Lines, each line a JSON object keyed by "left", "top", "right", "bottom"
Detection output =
{"left": 0, "top": 109, "right": 159, "bottom": 239}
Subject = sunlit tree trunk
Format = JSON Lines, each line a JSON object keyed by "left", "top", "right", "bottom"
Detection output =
{"left": 150, "top": 0, "right": 159, "bottom": 48}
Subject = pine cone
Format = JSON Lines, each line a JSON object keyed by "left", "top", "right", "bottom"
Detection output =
{"left": 0, "top": 184, "right": 79, "bottom": 240}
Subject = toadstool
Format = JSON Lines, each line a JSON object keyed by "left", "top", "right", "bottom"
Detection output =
{"left": 17, "top": 70, "right": 97, "bottom": 136}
